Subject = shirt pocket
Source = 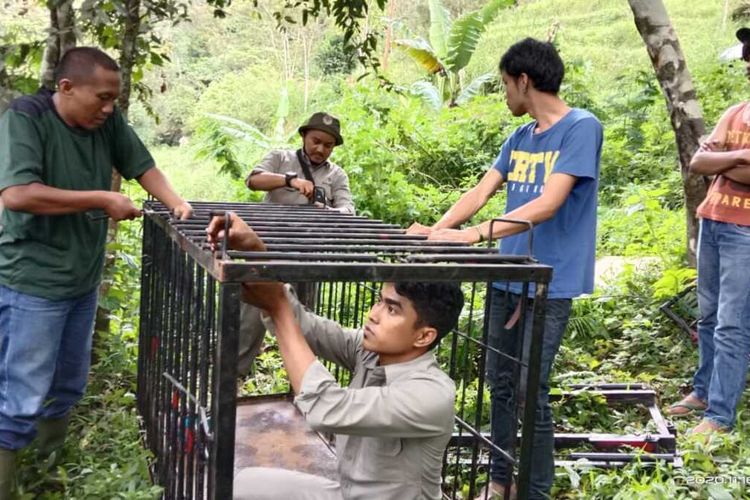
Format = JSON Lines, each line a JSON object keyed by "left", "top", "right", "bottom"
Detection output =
{"left": 372, "top": 437, "right": 402, "bottom": 457}
{"left": 360, "top": 437, "right": 404, "bottom": 479}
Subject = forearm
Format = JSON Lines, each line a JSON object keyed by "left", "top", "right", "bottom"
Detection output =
{"left": 270, "top": 300, "right": 317, "bottom": 394}
{"left": 247, "top": 283, "right": 359, "bottom": 370}
{"left": 476, "top": 196, "right": 558, "bottom": 241}
{"left": 434, "top": 187, "right": 489, "bottom": 230}
{"left": 0, "top": 183, "right": 110, "bottom": 215}
{"left": 137, "top": 167, "right": 184, "bottom": 209}
{"left": 247, "top": 172, "right": 286, "bottom": 191}
{"left": 690, "top": 150, "right": 749, "bottom": 175}
{"left": 722, "top": 165, "right": 750, "bottom": 185}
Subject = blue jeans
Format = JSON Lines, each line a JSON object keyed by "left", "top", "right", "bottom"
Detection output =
{"left": 486, "top": 288, "right": 571, "bottom": 499}
{"left": 0, "top": 284, "right": 98, "bottom": 450}
{"left": 692, "top": 218, "right": 750, "bottom": 429}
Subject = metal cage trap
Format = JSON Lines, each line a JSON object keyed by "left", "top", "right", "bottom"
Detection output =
{"left": 136, "top": 200, "right": 678, "bottom": 500}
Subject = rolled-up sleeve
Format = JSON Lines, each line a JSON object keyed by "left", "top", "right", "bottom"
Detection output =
{"left": 261, "top": 285, "right": 360, "bottom": 371}
{"left": 294, "top": 362, "right": 455, "bottom": 438}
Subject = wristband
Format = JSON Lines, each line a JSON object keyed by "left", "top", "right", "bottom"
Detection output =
{"left": 285, "top": 172, "right": 298, "bottom": 188}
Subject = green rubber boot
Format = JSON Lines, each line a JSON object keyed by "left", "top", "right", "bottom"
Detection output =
{"left": 0, "top": 448, "right": 16, "bottom": 500}
{"left": 35, "top": 415, "right": 70, "bottom": 462}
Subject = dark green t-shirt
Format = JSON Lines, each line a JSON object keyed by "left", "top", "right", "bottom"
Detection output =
{"left": 0, "top": 88, "right": 154, "bottom": 300}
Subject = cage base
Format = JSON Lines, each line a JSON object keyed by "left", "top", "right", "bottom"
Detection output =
{"left": 234, "top": 394, "right": 339, "bottom": 481}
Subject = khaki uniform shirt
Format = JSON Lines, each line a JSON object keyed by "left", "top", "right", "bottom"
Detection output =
{"left": 249, "top": 149, "right": 355, "bottom": 214}
{"left": 263, "top": 289, "right": 455, "bottom": 500}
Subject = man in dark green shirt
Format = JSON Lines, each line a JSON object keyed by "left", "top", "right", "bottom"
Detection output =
{"left": 0, "top": 47, "right": 192, "bottom": 497}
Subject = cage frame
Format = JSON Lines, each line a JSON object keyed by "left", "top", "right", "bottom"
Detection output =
{"left": 137, "top": 201, "right": 555, "bottom": 500}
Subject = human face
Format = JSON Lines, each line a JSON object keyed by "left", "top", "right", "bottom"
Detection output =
{"left": 303, "top": 129, "right": 336, "bottom": 165}
{"left": 501, "top": 70, "right": 527, "bottom": 117}
{"left": 363, "top": 283, "right": 436, "bottom": 365}
{"left": 58, "top": 66, "right": 121, "bottom": 130}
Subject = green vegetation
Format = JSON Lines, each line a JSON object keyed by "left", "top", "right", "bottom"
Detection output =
{"left": 396, "top": 0, "right": 514, "bottom": 108}
{"left": 4, "top": 0, "right": 750, "bottom": 497}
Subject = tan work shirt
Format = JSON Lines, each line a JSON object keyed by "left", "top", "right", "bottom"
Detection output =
{"left": 249, "top": 149, "right": 355, "bottom": 214}
{"left": 263, "top": 289, "right": 455, "bottom": 500}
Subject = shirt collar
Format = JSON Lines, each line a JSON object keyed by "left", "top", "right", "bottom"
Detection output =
{"left": 362, "top": 349, "right": 439, "bottom": 386}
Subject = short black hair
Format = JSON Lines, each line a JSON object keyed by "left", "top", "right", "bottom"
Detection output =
{"left": 736, "top": 28, "right": 750, "bottom": 60}
{"left": 55, "top": 47, "right": 120, "bottom": 85}
{"left": 499, "top": 37, "right": 565, "bottom": 93}
{"left": 394, "top": 282, "right": 464, "bottom": 350}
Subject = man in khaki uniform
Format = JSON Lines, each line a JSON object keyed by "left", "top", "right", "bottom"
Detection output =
{"left": 238, "top": 113, "right": 355, "bottom": 376}
{"left": 205, "top": 213, "right": 463, "bottom": 500}
{"left": 246, "top": 112, "right": 354, "bottom": 214}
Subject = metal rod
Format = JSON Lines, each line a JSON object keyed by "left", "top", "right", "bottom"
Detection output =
{"left": 487, "top": 217, "right": 535, "bottom": 259}
{"left": 454, "top": 416, "right": 515, "bottom": 464}
{"left": 163, "top": 372, "right": 214, "bottom": 443}
{"left": 516, "top": 283, "right": 548, "bottom": 499}
{"left": 210, "top": 283, "right": 241, "bottom": 499}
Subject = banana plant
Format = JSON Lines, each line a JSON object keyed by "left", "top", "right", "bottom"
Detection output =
{"left": 396, "top": 0, "right": 514, "bottom": 109}
{"left": 195, "top": 86, "right": 293, "bottom": 179}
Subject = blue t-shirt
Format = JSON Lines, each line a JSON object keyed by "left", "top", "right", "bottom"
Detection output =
{"left": 492, "top": 108, "right": 603, "bottom": 299}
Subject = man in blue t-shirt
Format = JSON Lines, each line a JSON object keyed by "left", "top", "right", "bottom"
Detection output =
{"left": 408, "top": 38, "right": 602, "bottom": 499}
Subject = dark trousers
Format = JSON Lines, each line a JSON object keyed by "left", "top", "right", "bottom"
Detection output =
{"left": 486, "top": 288, "right": 572, "bottom": 499}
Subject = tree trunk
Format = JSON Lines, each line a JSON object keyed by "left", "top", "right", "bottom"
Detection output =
{"left": 722, "top": 0, "right": 729, "bottom": 31}
{"left": 627, "top": 0, "right": 707, "bottom": 266}
{"left": 40, "top": 0, "right": 76, "bottom": 89}
{"left": 381, "top": 0, "right": 397, "bottom": 71}
{"left": 117, "top": 0, "right": 141, "bottom": 119}
{"left": 95, "top": 0, "right": 141, "bottom": 336}
{"left": 301, "top": 29, "right": 310, "bottom": 112}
